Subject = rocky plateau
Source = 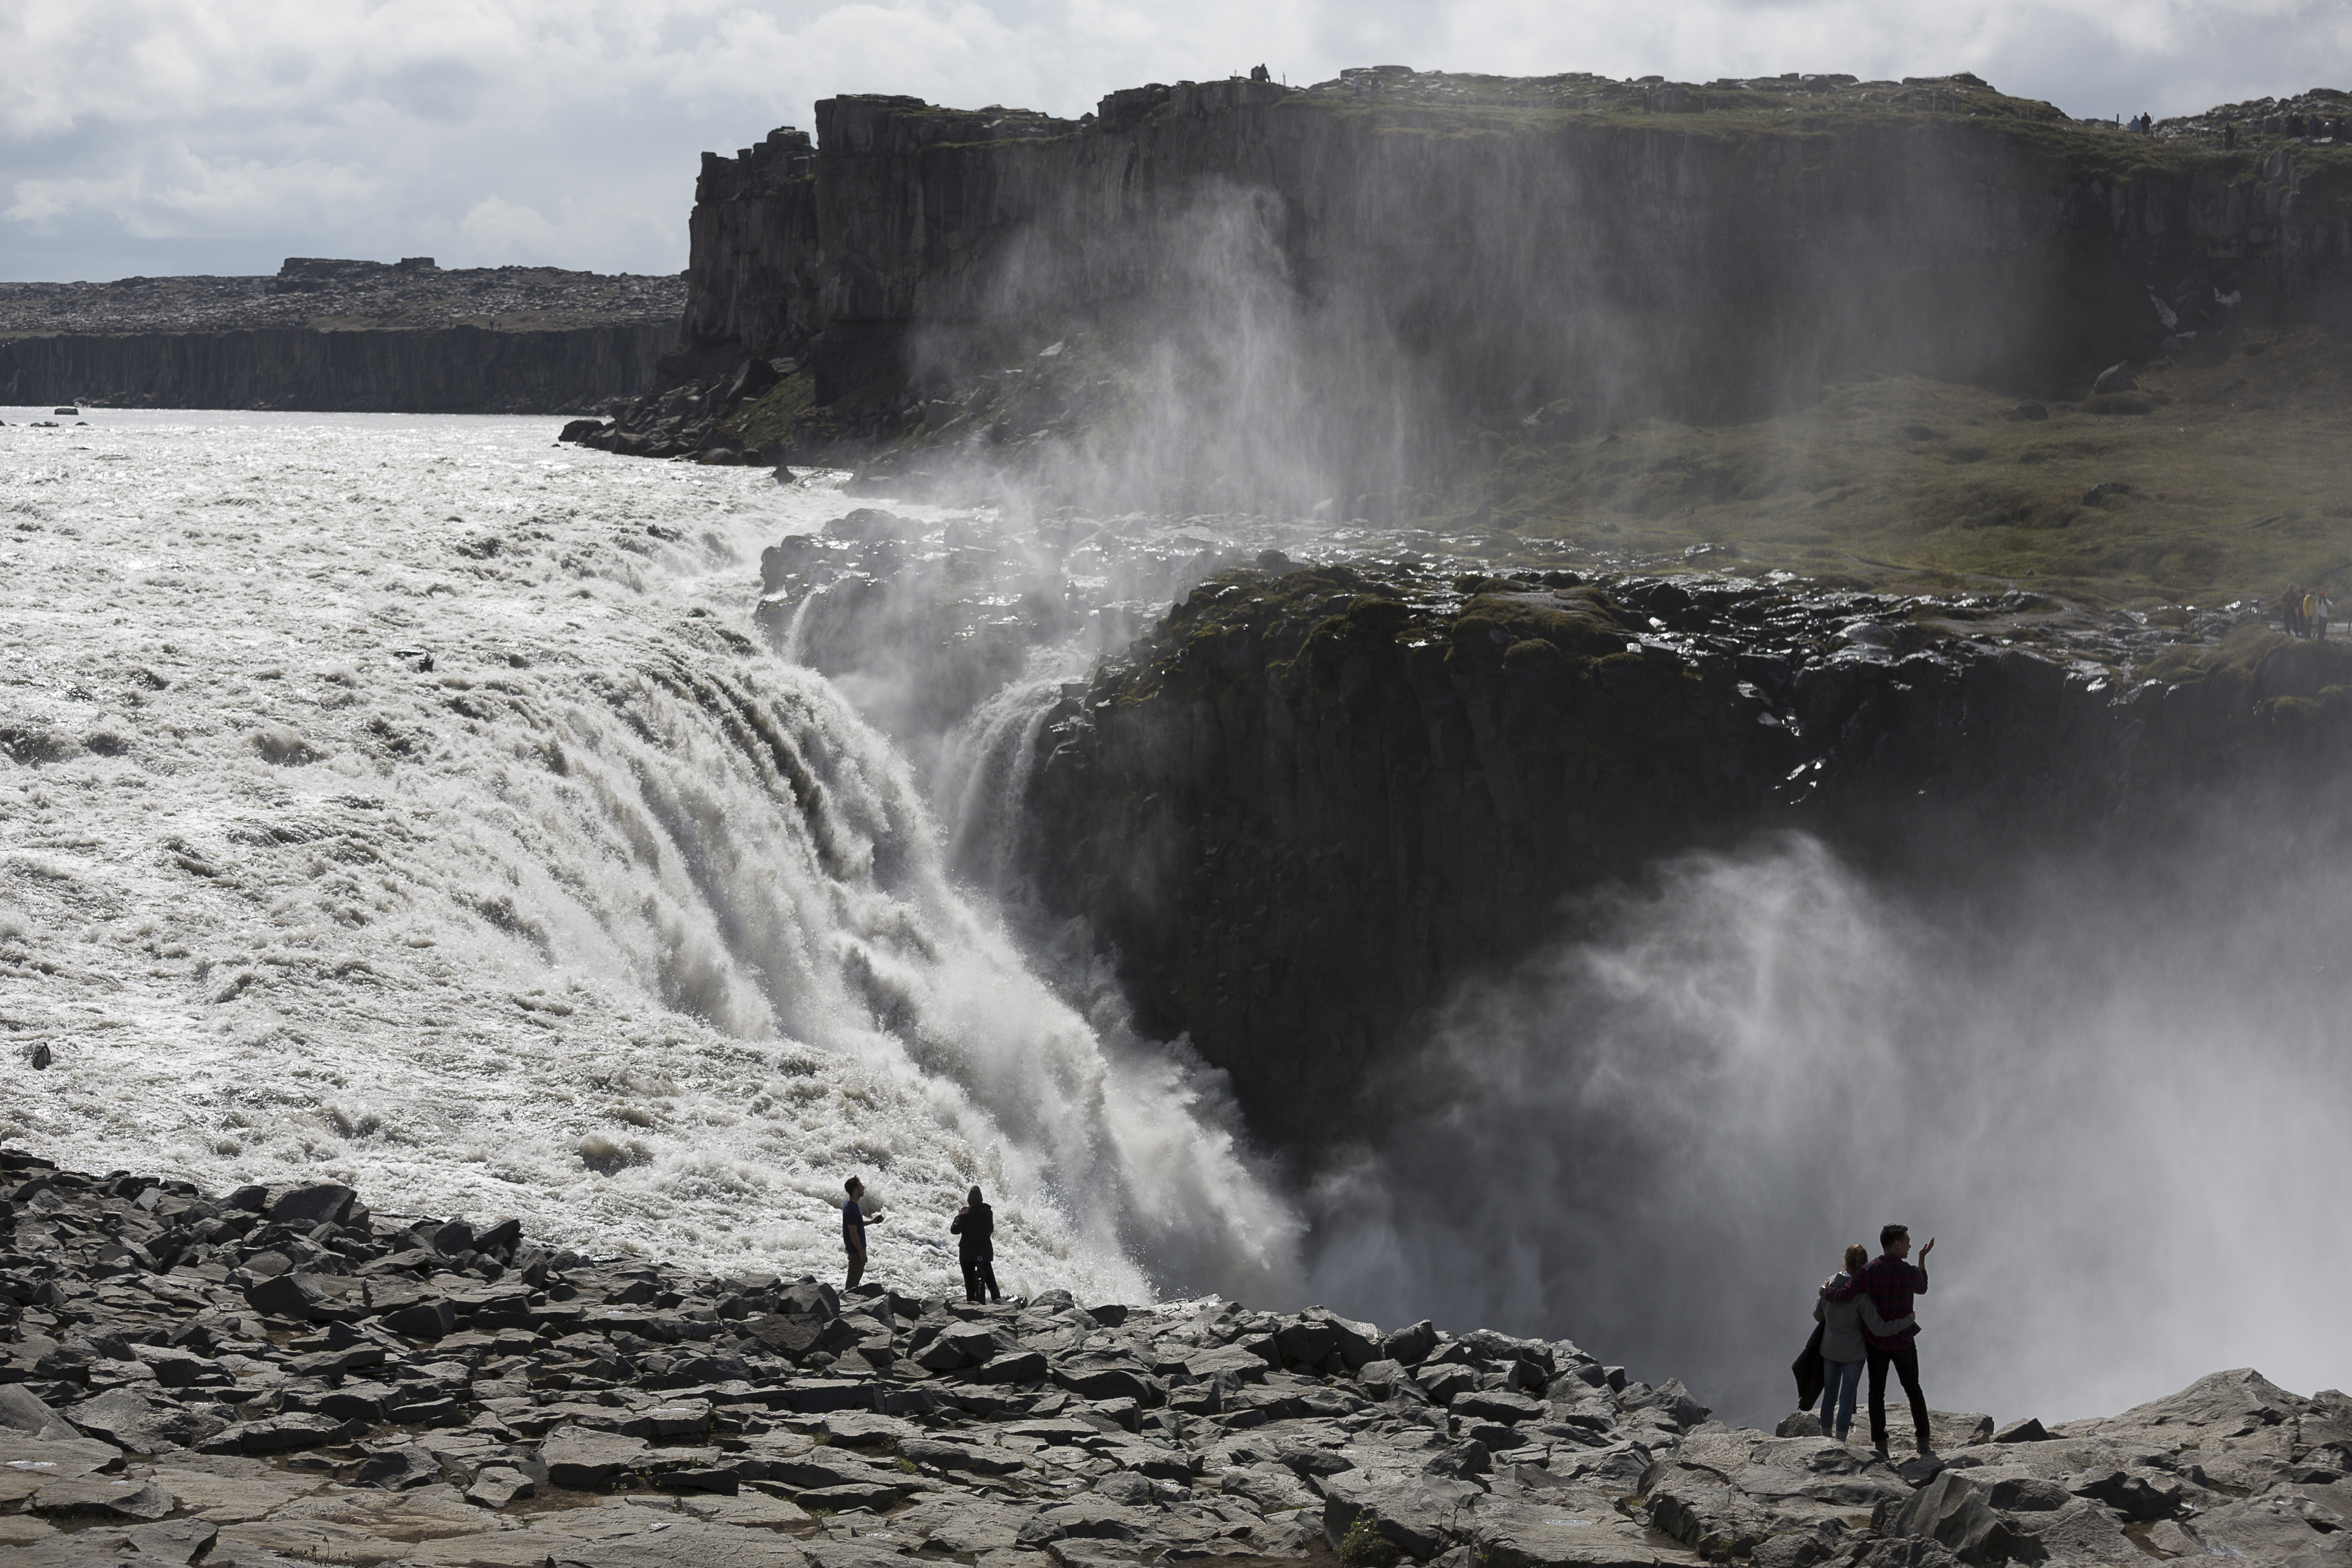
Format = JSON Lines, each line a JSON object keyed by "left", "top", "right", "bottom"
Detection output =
{"left": 5, "top": 1151, "right": 2347, "bottom": 1568}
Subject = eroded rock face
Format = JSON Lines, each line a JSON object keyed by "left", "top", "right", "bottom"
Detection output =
{"left": 620, "top": 69, "right": 2352, "bottom": 492}
{"left": 1017, "top": 563, "right": 2352, "bottom": 1145}
{"left": 3, "top": 1150, "right": 2343, "bottom": 1564}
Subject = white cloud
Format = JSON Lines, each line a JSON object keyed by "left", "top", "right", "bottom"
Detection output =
{"left": 3, "top": 0, "right": 2347, "bottom": 280}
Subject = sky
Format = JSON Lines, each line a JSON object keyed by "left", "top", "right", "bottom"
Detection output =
{"left": 5, "top": 0, "right": 2350, "bottom": 283}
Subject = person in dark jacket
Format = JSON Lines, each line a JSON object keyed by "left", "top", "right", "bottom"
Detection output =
{"left": 1816, "top": 1242, "right": 1914, "bottom": 1441}
{"left": 1823, "top": 1222, "right": 1936, "bottom": 1457}
{"left": 949, "top": 1186, "right": 1002, "bottom": 1304}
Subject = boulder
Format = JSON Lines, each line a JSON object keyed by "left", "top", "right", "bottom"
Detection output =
{"left": 123, "top": 1517, "right": 219, "bottom": 1565}
{"left": 65, "top": 1388, "right": 225, "bottom": 1453}
{"left": 2110, "top": 1367, "right": 2304, "bottom": 1437}
{"left": 1880, "top": 1471, "right": 2033, "bottom": 1566}
{"left": 1320, "top": 1470, "right": 1481, "bottom": 1560}
{"left": 353, "top": 1442, "right": 444, "bottom": 1489}
{"left": 267, "top": 1183, "right": 357, "bottom": 1228}
{"left": 466, "top": 1464, "right": 536, "bottom": 1508}
{"left": 199, "top": 1411, "right": 367, "bottom": 1455}
{"left": 245, "top": 1271, "right": 351, "bottom": 1322}
{"left": 0, "top": 1385, "right": 76, "bottom": 1441}
{"left": 1382, "top": 1320, "right": 1439, "bottom": 1366}
{"left": 542, "top": 1426, "right": 655, "bottom": 1490}
{"left": 29, "top": 1474, "right": 175, "bottom": 1521}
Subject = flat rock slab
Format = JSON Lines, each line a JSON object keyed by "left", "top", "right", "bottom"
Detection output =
{"left": 123, "top": 1516, "right": 223, "bottom": 1565}
{"left": 679, "top": 1490, "right": 817, "bottom": 1529}
{"left": 29, "top": 1473, "right": 175, "bottom": 1520}
{"left": 152, "top": 1462, "right": 325, "bottom": 1521}
{"left": 892, "top": 1495, "right": 1038, "bottom": 1551}
{"left": 0, "top": 1512, "right": 61, "bottom": 1544}
{"left": 1472, "top": 1500, "right": 1678, "bottom": 1568}
{"left": 543, "top": 1426, "right": 656, "bottom": 1489}
{"left": 544, "top": 1517, "right": 817, "bottom": 1567}
{"left": 795, "top": 1479, "right": 909, "bottom": 1511}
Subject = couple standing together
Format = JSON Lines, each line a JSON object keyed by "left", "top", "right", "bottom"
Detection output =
{"left": 1813, "top": 1223, "right": 1936, "bottom": 1456}
{"left": 840, "top": 1176, "right": 1005, "bottom": 1305}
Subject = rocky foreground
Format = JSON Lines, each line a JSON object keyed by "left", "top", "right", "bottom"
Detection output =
{"left": 2, "top": 1151, "right": 2345, "bottom": 1567}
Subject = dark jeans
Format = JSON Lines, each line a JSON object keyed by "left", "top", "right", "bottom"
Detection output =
{"left": 960, "top": 1250, "right": 1001, "bottom": 1303}
{"left": 1865, "top": 1339, "right": 1931, "bottom": 1453}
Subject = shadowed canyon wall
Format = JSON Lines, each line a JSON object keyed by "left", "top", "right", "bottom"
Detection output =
{"left": 1013, "top": 570, "right": 2352, "bottom": 1147}
{"left": 678, "top": 74, "right": 2352, "bottom": 443}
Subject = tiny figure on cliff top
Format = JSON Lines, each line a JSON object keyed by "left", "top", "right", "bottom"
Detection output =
{"left": 842, "top": 1175, "right": 883, "bottom": 1289}
{"left": 2285, "top": 585, "right": 2306, "bottom": 638}
{"left": 951, "top": 1184, "right": 1004, "bottom": 1304}
{"left": 1823, "top": 1223, "right": 1935, "bottom": 1458}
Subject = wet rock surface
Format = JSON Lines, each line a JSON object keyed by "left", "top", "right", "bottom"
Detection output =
{"left": 4, "top": 1151, "right": 2345, "bottom": 1565}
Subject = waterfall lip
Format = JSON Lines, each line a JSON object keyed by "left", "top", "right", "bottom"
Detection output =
{"left": 0, "top": 408, "right": 1304, "bottom": 1311}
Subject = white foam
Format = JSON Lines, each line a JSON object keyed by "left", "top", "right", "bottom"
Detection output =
{"left": 0, "top": 408, "right": 1300, "bottom": 1305}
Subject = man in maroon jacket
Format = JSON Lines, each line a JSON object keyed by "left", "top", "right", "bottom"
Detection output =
{"left": 1823, "top": 1223, "right": 1936, "bottom": 1457}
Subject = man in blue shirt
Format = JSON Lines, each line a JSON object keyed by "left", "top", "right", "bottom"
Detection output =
{"left": 841, "top": 1177, "right": 883, "bottom": 1288}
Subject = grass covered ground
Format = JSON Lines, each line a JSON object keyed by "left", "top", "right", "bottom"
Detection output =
{"left": 1463, "top": 326, "right": 2352, "bottom": 611}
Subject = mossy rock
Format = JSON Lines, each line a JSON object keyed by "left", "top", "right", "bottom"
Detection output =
{"left": 1347, "top": 595, "right": 1413, "bottom": 635}
{"left": 1453, "top": 588, "right": 1628, "bottom": 658}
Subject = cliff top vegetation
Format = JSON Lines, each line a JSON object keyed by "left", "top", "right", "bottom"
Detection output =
{"left": 1456, "top": 325, "right": 2352, "bottom": 610}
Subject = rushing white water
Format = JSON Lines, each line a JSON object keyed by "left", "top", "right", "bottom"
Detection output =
{"left": 0, "top": 408, "right": 1300, "bottom": 1305}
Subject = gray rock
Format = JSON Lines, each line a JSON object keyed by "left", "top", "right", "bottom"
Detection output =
{"left": 1775, "top": 1411, "right": 1825, "bottom": 1439}
{"left": 29, "top": 1473, "right": 175, "bottom": 1521}
{"left": 199, "top": 1410, "right": 366, "bottom": 1455}
{"left": 268, "top": 1183, "right": 357, "bottom": 1227}
{"left": 542, "top": 1426, "right": 655, "bottom": 1489}
{"left": 1320, "top": 1470, "right": 1480, "bottom": 1560}
{"left": 1990, "top": 1418, "right": 2048, "bottom": 1444}
{"left": 546, "top": 1516, "right": 815, "bottom": 1567}
{"left": 1017, "top": 1500, "right": 1162, "bottom": 1544}
{"left": 66, "top": 1387, "right": 226, "bottom": 1453}
{"left": 123, "top": 1516, "right": 220, "bottom": 1565}
{"left": 352, "top": 1441, "right": 443, "bottom": 1489}
{"left": 1472, "top": 1497, "right": 1679, "bottom": 1567}
{"left": 1880, "top": 1471, "right": 2032, "bottom": 1566}
{"left": 1382, "top": 1321, "right": 1439, "bottom": 1367}
{"left": 1456, "top": 1389, "right": 1547, "bottom": 1425}
{"left": 466, "top": 1463, "right": 536, "bottom": 1507}
{"left": 0, "top": 1385, "right": 76, "bottom": 1441}
{"left": 1986, "top": 1475, "right": 2070, "bottom": 1512}
{"left": 2110, "top": 1367, "right": 2305, "bottom": 1439}
{"left": 2065, "top": 1466, "right": 2181, "bottom": 1521}
{"left": 2175, "top": 1497, "right": 2349, "bottom": 1562}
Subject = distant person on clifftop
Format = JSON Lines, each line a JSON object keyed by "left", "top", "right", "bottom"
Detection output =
{"left": 951, "top": 1184, "right": 1004, "bottom": 1304}
{"left": 1815, "top": 1242, "right": 1915, "bottom": 1443}
{"left": 2305, "top": 589, "right": 2330, "bottom": 640}
{"left": 1823, "top": 1223, "right": 1935, "bottom": 1458}
{"left": 842, "top": 1177, "right": 883, "bottom": 1289}
{"left": 2285, "top": 585, "right": 2306, "bottom": 638}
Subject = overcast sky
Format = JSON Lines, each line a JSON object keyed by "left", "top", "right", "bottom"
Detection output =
{"left": 6, "top": 0, "right": 2348, "bottom": 283}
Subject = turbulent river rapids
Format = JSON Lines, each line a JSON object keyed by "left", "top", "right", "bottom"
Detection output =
{"left": 0, "top": 410, "right": 1298, "bottom": 1309}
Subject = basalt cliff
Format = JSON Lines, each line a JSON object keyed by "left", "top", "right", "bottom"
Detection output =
{"left": 1, "top": 259, "right": 683, "bottom": 416}
{"left": 576, "top": 71, "right": 2352, "bottom": 502}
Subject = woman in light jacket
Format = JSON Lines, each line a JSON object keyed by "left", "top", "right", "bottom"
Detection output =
{"left": 1816, "top": 1243, "right": 1912, "bottom": 1442}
